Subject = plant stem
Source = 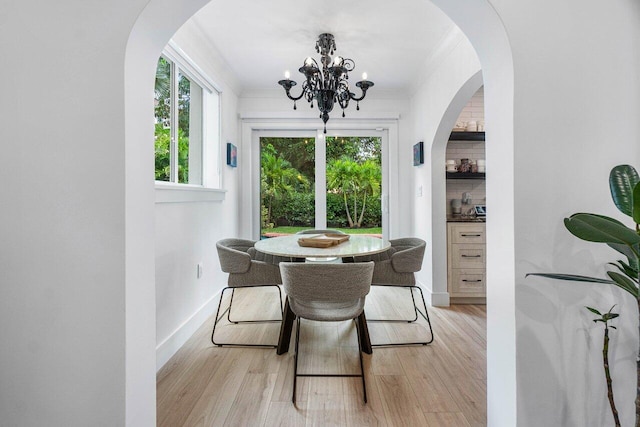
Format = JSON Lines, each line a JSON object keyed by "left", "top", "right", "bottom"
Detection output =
{"left": 603, "top": 325, "right": 621, "bottom": 427}
{"left": 636, "top": 297, "right": 640, "bottom": 427}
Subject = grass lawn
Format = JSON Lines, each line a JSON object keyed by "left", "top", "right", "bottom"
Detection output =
{"left": 264, "top": 226, "right": 382, "bottom": 235}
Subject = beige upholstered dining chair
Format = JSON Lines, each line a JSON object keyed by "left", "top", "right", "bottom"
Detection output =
{"left": 354, "top": 237, "right": 433, "bottom": 346}
{"left": 279, "top": 261, "right": 374, "bottom": 404}
{"left": 212, "top": 238, "right": 283, "bottom": 347}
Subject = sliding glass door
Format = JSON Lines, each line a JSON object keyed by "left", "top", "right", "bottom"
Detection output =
{"left": 259, "top": 130, "right": 384, "bottom": 238}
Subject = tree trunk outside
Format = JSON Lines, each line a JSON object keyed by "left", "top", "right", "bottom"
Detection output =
{"left": 343, "top": 193, "right": 353, "bottom": 227}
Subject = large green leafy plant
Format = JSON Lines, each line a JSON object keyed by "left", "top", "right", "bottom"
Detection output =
{"left": 528, "top": 164, "right": 640, "bottom": 426}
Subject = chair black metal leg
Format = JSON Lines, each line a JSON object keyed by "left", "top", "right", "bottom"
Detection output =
{"left": 292, "top": 317, "right": 301, "bottom": 404}
{"left": 211, "top": 286, "right": 280, "bottom": 348}
{"left": 227, "top": 285, "right": 284, "bottom": 324}
{"left": 291, "top": 318, "right": 369, "bottom": 405}
{"left": 370, "top": 285, "right": 434, "bottom": 347}
{"left": 412, "top": 285, "right": 434, "bottom": 345}
{"left": 367, "top": 285, "right": 419, "bottom": 323}
{"left": 211, "top": 287, "right": 230, "bottom": 345}
{"left": 354, "top": 317, "right": 367, "bottom": 403}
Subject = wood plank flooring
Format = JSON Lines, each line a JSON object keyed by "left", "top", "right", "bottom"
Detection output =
{"left": 157, "top": 286, "right": 487, "bottom": 426}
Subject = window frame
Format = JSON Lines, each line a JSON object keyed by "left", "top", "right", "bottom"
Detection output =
{"left": 154, "top": 41, "right": 224, "bottom": 197}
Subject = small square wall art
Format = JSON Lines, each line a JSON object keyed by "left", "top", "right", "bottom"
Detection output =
{"left": 227, "top": 142, "right": 237, "bottom": 167}
{"left": 413, "top": 141, "right": 424, "bottom": 166}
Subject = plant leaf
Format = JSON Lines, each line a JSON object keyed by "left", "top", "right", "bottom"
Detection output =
{"left": 608, "top": 242, "right": 640, "bottom": 269}
{"left": 585, "top": 306, "right": 602, "bottom": 315}
{"left": 564, "top": 214, "right": 640, "bottom": 246}
{"left": 527, "top": 272, "right": 615, "bottom": 284}
{"left": 608, "top": 260, "right": 638, "bottom": 280}
{"left": 610, "top": 164, "right": 639, "bottom": 217}
{"left": 634, "top": 181, "right": 640, "bottom": 225}
{"left": 606, "top": 271, "right": 639, "bottom": 297}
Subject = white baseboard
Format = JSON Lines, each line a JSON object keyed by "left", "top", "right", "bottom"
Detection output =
{"left": 416, "top": 280, "right": 450, "bottom": 307}
{"left": 156, "top": 293, "right": 219, "bottom": 372}
{"left": 429, "top": 291, "right": 450, "bottom": 307}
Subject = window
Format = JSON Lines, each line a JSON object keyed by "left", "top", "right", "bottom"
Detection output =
{"left": 154, "top": 47, "right": 220, "bottom": 188}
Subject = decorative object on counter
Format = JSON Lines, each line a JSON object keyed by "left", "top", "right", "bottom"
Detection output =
{"left": 462, "top": 192, "right": 472, "bottom": 205}
{"left": 470, "top": 160, "right": 478, "bottom": 173}
{"left": 277, "top": 33, "right": 374, "bottom": 134}
{"left": 477, "top": 159, "right": 486, "bottom": 173}
{"left": 477, "top": 120, "right": 485, "bottom": 131}
{"left": 451, "top": 198, "right": 462, "bottom": 215}
{"left": 446, "top": 159, "right": 457, "bottom": 172}
{"left": 465, "top": 121, "right": 477, "bottom": 132}
{"left": 453, "top": 121, "right": 467, "bottom": 131}
{"left": 413, "top": 141, "right": 424, "bottom": 166}
{"left": 459, "top": 158, "right": 471, "bottom": 173}
{"left": 226, "top": 142, "right": 237, "bottom": 167}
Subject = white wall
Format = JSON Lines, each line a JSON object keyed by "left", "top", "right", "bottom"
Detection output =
{"left": 153, "top": 21, "right": 243, "bottom": 370}
{"left": 409, "top": 33, "right": 482, "bottom": 305}
{"left": 0, "top": 1, "right": 149, "bottom": 425}
{"left": 493, "top": 0, "right": 640, "bottom": 425}
{"left": 2, "top": 1, "right": 640, "bottom": 426}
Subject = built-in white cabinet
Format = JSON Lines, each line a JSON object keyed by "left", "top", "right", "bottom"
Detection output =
{"left": 447, "top": 222, "right": 486, "bottom": 301}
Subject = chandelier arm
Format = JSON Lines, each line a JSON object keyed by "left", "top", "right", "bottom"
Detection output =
{"left": 284, "top": 87, "right": 306, "bottom": 102}
{"left": 349, "top": 80, "right": 375, "bottom": 102}
{"left": 342, "top": 58, "right": 355, "bottom": 72}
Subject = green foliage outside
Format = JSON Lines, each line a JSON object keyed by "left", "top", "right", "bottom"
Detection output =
{"left": 154, "top": 124, "right": 190, "bottom": 182}
{"left": 266, "top": 226, "right": 382, "bottom": 235}
{"left": 154, "top": 56, "right": 192, "bottom": 183}
{"left": 259, "top": 136, "right": 382, "bottom": 234}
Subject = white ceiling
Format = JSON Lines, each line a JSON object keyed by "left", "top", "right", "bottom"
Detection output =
{"left": 189, "top": 0, "right": 462, "bottom": 95}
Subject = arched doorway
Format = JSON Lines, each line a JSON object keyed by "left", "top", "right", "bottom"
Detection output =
{"left": 124, "top": 1, "right": 515, "bottom": 425}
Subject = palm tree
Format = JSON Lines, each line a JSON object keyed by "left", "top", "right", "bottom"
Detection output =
{"left": 327, "top": 158, "right": 381, "bottom": 228}
{"left": 327, "top": 158, "right": 358, "bottom": 227}
{"left": 354, "top": 160, "right": 381, "bottom": 227}
{"left": 261, "top": 152, "right": 307, "bottom": 226}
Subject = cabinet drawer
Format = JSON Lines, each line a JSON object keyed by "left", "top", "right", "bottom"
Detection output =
{"left": 451, "top": 270, "right": 486, "bottom": 296}
{"left": 450, "top": 244, "right": 486, "bottom": 269}
{"left": 450, "top": 224, "right": 485, "bottom": 244}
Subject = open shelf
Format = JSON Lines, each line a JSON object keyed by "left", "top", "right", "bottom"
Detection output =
{"left": 449, "top": 131, "right": 485, "bottom": 141}
{"left": 446, "top": 172, "right": 485, "bottom": 179}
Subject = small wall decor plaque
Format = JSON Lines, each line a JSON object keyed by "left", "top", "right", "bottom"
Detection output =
{"left": 413, "top": 141, "right": 424, "bottom": 166}
{"left": 226, "top": 142, "right": 237, "bottom": 167}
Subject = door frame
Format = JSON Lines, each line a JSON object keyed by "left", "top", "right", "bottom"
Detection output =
{"left": 241, "top": 117, "right": 398, "bottom": 241}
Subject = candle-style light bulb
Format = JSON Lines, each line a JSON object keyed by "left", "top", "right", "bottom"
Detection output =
{"left": 284, "top": 70, "right": 290, "bottom": 79}
{"left": 304, "top": 57, "right": 313, "bottom": 66}
{"left": 362, "top": 72, "right": 368, "bottom": 81}
{"left": 333, "top": 56, "right": 343, "bottom": 65}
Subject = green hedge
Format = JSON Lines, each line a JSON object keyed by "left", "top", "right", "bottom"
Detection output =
{"left": 269, "top": 192, "right": 381, "bottom": 228}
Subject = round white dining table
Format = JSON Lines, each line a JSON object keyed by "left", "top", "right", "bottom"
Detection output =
{"left": 254, "top": 234, "right": 390, "bottom": 259}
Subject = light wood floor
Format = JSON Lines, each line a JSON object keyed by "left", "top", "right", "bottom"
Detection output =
{"left": 157, "top": 286, "right": 487, "bottom": 427}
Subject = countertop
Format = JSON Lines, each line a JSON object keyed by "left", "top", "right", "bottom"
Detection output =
{"left": 447, "top": 216, "right": 486, "bottom": 223}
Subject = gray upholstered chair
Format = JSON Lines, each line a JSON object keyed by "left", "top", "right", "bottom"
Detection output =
{"left": 354, "top": 237, "right": 433, "bottom": 346}
{"left": 279, "top": 261, "right": 374, "bottom": 404}
{"left": 212, "top": 238, "right": 284, "bottom": 347}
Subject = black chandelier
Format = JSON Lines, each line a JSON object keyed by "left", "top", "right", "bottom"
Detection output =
{"left": 278, "top": 33, "right": 374, "bottom": 133}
